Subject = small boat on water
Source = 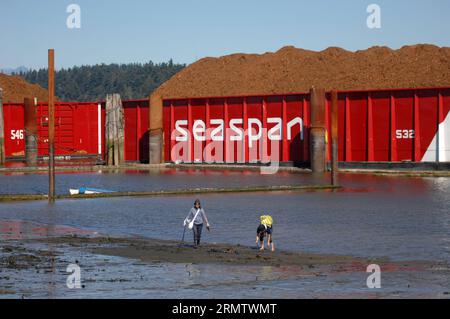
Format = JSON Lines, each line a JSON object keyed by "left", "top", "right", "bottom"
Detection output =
{"left": 69, "top": 187, "right": 115, "bottom": 195}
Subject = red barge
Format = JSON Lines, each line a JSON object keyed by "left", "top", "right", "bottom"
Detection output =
{"left": 2, "top": 87, "right": 449, "bottom": 165}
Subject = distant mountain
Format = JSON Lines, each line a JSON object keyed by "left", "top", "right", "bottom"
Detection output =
{"left": 1, "top": 66, "right": 29, "bottom": 75}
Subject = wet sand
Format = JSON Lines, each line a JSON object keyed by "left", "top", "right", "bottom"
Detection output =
{"left": 2, "top": 234, "right": 449, "bottom": 298}
{"left": 1, "top": 244, "right": 57, "bottom": 270}
{"left": 1, "top": 235, "right": 373, "bottom": 271}
{"left": 12, "top": 235, "right": 429, "bottom": 271}
{"left": 90, "top": 238, "right": 372, "bottom": 267}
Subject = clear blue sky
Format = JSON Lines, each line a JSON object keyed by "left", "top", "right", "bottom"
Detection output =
{"left": 1, "top": 0, "right": 449, "bottom": 70}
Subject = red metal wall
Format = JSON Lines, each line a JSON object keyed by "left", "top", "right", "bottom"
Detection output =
{"left": 123, "top": 100, "right": 149, "bottom": 163}
{"left": 331, "top": 88, "right": 450, "bottom": 162}
{"left": 36, "top": 102, "right": 100, "bottom": 156}
{"left": 3, "top": 100, "right": 150, "bottom": 163}
{"left": 4, "top": 102, "right": 99, "bottom": 158}
{"left": 163, "top": 95, "right": 310, "bottom": 163}
{"left": 3, "top": 103, "right": 25, "bottom": 157}
{"left": 3, "top": 88, "right": 449, "bottom": 164}
{"left": 163, "top": 88, "right": 450, "bottom": 163}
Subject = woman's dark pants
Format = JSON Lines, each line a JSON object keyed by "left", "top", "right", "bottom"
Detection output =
{"left": 193, "top": 223, "right": 203, "bottom": 246}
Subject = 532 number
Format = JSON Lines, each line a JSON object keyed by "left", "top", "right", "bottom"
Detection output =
{"left": 395, "top": 129, "right": 415, "bottom": 139}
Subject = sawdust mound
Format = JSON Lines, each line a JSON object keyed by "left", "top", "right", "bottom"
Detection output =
{"left": 154, "top": 44, "right": 450, "bottom": 98}
{"left": 0, "top": 73, "right": 49, "bottom": 103}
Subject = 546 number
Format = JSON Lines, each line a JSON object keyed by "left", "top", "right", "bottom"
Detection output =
{"left": 10, "top": 129, "right": 24, "bottom": 140}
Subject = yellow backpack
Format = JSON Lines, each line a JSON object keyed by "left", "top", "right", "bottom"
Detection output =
{"left": 260, "top": 215, "right": 273, "bottom": 226}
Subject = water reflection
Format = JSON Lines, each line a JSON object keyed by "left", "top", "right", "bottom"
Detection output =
{"left": 185, "top": 264, "right": 201, "bottom": 285}
{"left": 0, "top": 172, "right": 449, "bottom": 262}
{"left": 0, "top": 219, "right": 99, "bottom": 240}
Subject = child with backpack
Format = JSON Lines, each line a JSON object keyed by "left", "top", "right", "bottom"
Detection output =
{"left": 256, "top": 215, "right": 275, "bottom": 251}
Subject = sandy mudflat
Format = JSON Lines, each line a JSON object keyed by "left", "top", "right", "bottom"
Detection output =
{"left": 24, "top": 235, "right": 398, "bottom": 270}
{"left": 91, "top": 239, "right": 369, "bottom": 267}
{"left": 2, "top": 235, "right": 449, "bottom": 298}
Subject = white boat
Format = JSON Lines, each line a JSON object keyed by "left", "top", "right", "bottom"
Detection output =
{"left": 69, "top": 187, "right": 115, "bottom": 195}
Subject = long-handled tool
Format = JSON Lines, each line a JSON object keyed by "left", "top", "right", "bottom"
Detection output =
{"left": 179, "top": 225, "right": 187, "bottom": 247}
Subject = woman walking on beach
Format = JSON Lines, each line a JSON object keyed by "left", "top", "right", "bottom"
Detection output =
{"left": 184, "top": 199, "right": 211, "bottom": 247}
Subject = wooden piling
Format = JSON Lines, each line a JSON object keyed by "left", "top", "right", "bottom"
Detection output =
{"left": 48, "top": 49, "right": 55, "bottom": 202}
{"left": 0, "top": 88, "right": 5, "bottom": 165}
{"left": 105, "top": 95, "right": 113, "bottom": 165}
{"left": 310, "top": 87, "right": 326, "bottom": 173}
{"left": 105, "top": 94, "right": 124, "bottom": 166}
{"left": 116, "top": 94, "right": 125, "bottom": 165}
{"left": 149, "top": 93, "right": 163, "bottom": 164}
{"left": 24, "top": 97, "right": 38, "bottom": 166}
{"left": 331, "top": 90, "right": 339, "bottom": 185}
{"left": 112, "top": 96, "right": 119, "bottom": 165}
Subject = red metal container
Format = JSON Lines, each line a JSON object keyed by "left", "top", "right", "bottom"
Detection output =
{"left": 4, "top": 102, "right": 100, "bottom": 160}
{"left": 2, "top": 87, "right": 449, "bottom": 165}
{"left": 3, "top": 100, "right": 150, "bottom": 163}
{"left": 3, "top": 103, "right": 25, "bottom": 157}
{"left": 163, "top": 87, "right": 450, "bottom": 164}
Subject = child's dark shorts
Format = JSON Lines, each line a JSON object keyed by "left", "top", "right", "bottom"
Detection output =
{"left": 257, "top": 224, "right": 273, "bottom": 241}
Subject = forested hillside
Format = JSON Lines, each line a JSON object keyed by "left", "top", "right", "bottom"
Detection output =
{"left": 17, "top": 60, "right": 185, "bottom": 101}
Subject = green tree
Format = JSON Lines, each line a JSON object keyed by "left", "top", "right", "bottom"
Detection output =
{"left": 19, "top": 60, "right": 185, "bottom": 101}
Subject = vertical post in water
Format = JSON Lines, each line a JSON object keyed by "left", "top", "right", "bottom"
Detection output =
{"left": 111, "top": 95, "right": 119, "bottom": 166}
{"left": 105, "top": 94, "right": 113, "bottom": 166}
{"left": 24, "top": 97, "right": 38, "bottom": 166}
{"left": 116, "top": 94, "right": 125, "bottom": 165}
{"left": 331, "top": 90, "right": 339, "bottom": 186}
{"left": 149, "top": 93, "right": 163, "bottom": 164}
{"left": 0, "top": 88, "right": 5, "bottom": 166}
{"left": 105, "top": 94, "right": 124, "bottom": 166}
{"left": 309, "top": 87, "right": 326, "bottom": 173}
{"left": 48, "top": 49, "right": 55, "bottom": 202}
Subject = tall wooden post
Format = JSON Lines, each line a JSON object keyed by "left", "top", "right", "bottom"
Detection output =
{"left": 331, "top": 90, "right": 339, "bottom": 186}
{"left": 310, "top": 87, "right": 326, "bottom": 173}
{"left": 105, "top": 95, "right": 113, "bottom": 165}
{"left": 0, "top": 88, "right": 5, "bottom": 166}
{"left": 105, "top": 94, "right": 124, "bottom": 166}
{"left": 117, "top": 94, "right": 125, "bottom": 165}
{"left": 48, "top": 49, "right": 55, "bottom": 202}
{"left": 111, "top": 95, "right": 119, "bottom": 165}
{"left": 149, "top": 93, "right": 163, "bottom": 164}
{"left": 24, "top": 97, "right": 38, "bottom": 166}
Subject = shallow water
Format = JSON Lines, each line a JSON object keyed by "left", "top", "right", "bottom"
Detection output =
{"left": 0, "top": 170, "right": 449, "bottom": 298}
{"left": 0, "top": 172, "right": 449, "bottom": 261}
{"left": 0, "top": 169, "right": 326, "bottom": 195}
